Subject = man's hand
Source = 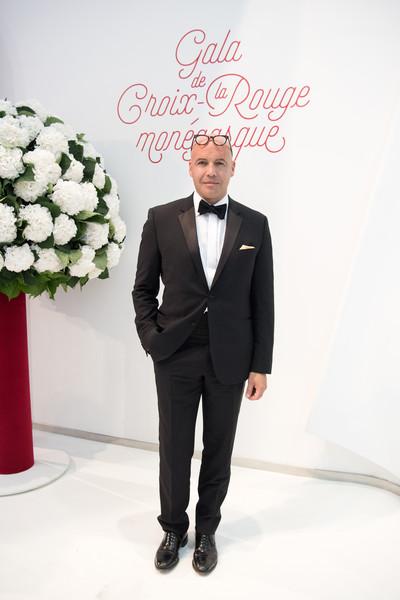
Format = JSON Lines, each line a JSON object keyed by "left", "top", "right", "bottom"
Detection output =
{"left": 245, "top": 372, "right": 267, "bottom": 400}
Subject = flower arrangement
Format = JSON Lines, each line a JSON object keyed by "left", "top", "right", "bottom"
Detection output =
{"left": 0, "top": 98, "right": 126, "bottom": 300}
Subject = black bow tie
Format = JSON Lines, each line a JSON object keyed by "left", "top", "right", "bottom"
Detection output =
{"left": 198, "top": 199, "right": 227, "bottom": 220}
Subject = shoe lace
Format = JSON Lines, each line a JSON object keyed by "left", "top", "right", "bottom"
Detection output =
{"left": 164, "top": 531, "right": 178, "bottom": 549}
{"left": 197, "top": 534, "right": 211, "bottom": 551}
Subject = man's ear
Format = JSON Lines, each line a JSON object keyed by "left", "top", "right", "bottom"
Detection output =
{"left": 231, "top": 160, "right": 236, "bottom": 176}
{"left": 188, "top": 159, "right": 193, "bottom": 177}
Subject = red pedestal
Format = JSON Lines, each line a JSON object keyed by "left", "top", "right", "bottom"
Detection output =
{"left": 0, "top": 292, "right": 34, "bottom": 474}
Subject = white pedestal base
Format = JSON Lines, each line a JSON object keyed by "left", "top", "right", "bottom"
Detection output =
{"left": 0, "top": 447, "right": 70, "bottom": 496}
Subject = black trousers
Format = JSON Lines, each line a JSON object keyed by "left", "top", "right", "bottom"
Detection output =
{"left": 153, "top": 311, "right": 245, "bottom": 536}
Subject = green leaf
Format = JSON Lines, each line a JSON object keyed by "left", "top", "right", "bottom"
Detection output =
{"left": 86, "top": 214, "right": 108, "bottom": 224}
{"left": 0, "top": 261, "right": 102, "bottom": 300}
{"left": 44, "top": 116, "right": 64, "bottom": 126}
{"left": 94, "top": 249, "right": 107, "bottom": 271}
{"left": 2, "top": 194, "right": 19, "bottom": 212}
{"left": 16, "top": 105, "right": 36, "bottom": 117}
{"left": 109, "top": 220, "right": 115, "bottom": 238}
{"left": 17, "top": 164, "right": 35, "bottom": 182}
{"left": 59, "top": 152, "right": 72, "bottom": 175}
{"left": 83, "top": 157, "right": 96, "bottom": 181}
{"left": 76, "top": 211, "right": 107, "bottom": 225}
{"left": 67, "top": 276, "right": 79, "bottom": 288}
{"left": 79, "top": 275, "right": 89, "bottom": 289}
{"left": 54, "top": 249, "right": 70, "bottom": 269}
{"left": 53, "top": 247, "right": 82, "bottom": 268}
{"left": 22, "top": 270, "right": 38, "bottom": 285}
{"left": 0, "top": 111, "right": 6, "bottom": 118}
{"left": 0, "top": 276, "right": 22, "bottom": 300}
{"left": 46, "top": 278, "right": 59, "bottom": 298}
{"left": 76, "top": 210, "right": 96, "bottom": 221}
{"left": 2, "top": 179, "right": 15, "bottom": 196}
{"left": 67, "top": 249, "right": 82, "bottom": 265}
{"left": 103, "top": 175, "right": 112, "bottom": 194}
{"left": 98, "top": 267, "right": 109, "bottom": 280}
{"left": 71, "top": 221, "right": 86, "bottom": 240}
{"left": 76, "top": 133, "right": 86, "bottom": 142}
{"left": 21, "top": 271, "right": 48, "bottom": 296}
{"left": 0, "top": 268, "right": 16, "bottom": 281}
{"left": 95, "top": 196, "right": 108, "bottom": 216}
{"left": 19, "top": 218, "right": 29, "bottom": 230}
{"left": 31, "top": 246, "right": 40, "bottom": 261}
{"left": 68, "top": 140, "right": 84, "bottom": 162}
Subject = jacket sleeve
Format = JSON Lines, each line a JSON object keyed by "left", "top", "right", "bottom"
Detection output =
{"left": 131, "top": 207, "right": 161, "bottom": 355}
{"left": 249, "top": 215, "right": 275, "bottom": 374}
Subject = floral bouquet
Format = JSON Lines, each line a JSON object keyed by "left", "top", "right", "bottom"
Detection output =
{"left": 0, "top": 98, "right": 126, "bottom": 300}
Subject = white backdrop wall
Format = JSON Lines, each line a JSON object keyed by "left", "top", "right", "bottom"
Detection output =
{"left": 2, "top": 0, "right": 400, "bottom": 482}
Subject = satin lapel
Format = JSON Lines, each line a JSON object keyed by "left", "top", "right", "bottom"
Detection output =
{"left": 178, "top": 195, "right": 243, "bottom": 291}
{"left": 210, "top": 198, "right": 242, "bottom": 290}
{"left": 178, "top": 199, "right": 209, "bottom": 290}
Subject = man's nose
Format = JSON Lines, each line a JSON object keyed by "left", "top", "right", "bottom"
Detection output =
{"left": 206, "top": 163, "right": 216, "bottom": 176}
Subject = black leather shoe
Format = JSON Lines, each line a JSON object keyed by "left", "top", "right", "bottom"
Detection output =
{"left": 192, "top": 532, "right": 218, "bottom": 574}
{"left": 154, "top": 530, "right": 188, "bottom": 570}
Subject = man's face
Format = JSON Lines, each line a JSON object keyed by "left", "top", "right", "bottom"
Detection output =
{"left": 189, "top": 141, "right": 235, "bottom": 204}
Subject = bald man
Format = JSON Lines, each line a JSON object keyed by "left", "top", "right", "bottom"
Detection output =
{"left": 132, "top": 133, "right": 274, "bottom": 574}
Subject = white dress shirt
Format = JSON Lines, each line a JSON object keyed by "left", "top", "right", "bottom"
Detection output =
{"left": 193, "top": 190, "right": 229, "bottom": 312}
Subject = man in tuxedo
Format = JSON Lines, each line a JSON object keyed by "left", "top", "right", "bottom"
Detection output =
{"left": 132, "top": 133, "right": 274, "bottom": 574}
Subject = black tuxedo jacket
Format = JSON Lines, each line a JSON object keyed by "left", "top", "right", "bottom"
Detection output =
{"left": 132, "top": 193, "right": 274, "bottom": 384}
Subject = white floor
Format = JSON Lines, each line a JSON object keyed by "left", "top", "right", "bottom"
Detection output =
{"left": 1, "top": 430, "right": 400, "bottom": 600}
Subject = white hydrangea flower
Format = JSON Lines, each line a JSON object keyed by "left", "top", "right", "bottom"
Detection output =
{"left": 82, "top": 221, "right": 109, "bottom": 250}
{"left": 0, "top": 99, "right": 17, "bottom": 116}
{"left": 106, "top": 242, "right": 122, "bottom": 268}
{"left": 18, "top": 115, "right": 44, "bottom": 142}
{"left": 80, "top": 181, "right": 98, "bottom": 212}
{"left": 104, "top": 193, "right": 120, "bottom": 219}
{"left": 49, "top": 121, "right": 75, "bottom": 140}
{"left": 33, "top": 247, "right": 64, "bottom": 273}
{"left": 4, "top": 243, "right": 35, "bottom": 272}
{"left": 69, "top": 245, "right": 96, "bottom": 277}
{"left": 0, "top": 204, "right": 17, "bottom": 243}
{"left": 0, "top": 146, "right": 24, "bottom": 179}
{"left": 51, "top": 180, "right": 85, "bottom": 215}
{"left": 111, "top": 215, "right": 127, "bottom": 243}
{"left": 92, "top": 163, "right": 106, "bottom": 189}
{"left": 53, "top": 213, "right": 77, "bottom": 245}
{"left": 36, "top": 125, "right": 68, "bottom": 160}
{"left": 13, "top": 176, "right": 48, "bottom": 202}
{"left": 23, "top": 147, "right": 55, "bottom": 168}
{"left": 0, "top": 115, "right": 30, "bottom": 148}
{"left": 19, "top": 204, "right": 53, "bottom": 242}
{"left": 63, "top": 155, "right": 84, "bottom": 183}
{"left": 23, "top": 148, "right": 62, "bottom": 186}
{"left": 14, "top": 150, "right": 60, "bottom": 202}
{"left": 0, "top": 251, "right": 4, "bottom": 270}
{"left": 16, "top": 99, "right": 47, "bottom": 122}
{"left": 34, "top": 160, "right": 61, "bottom": 186}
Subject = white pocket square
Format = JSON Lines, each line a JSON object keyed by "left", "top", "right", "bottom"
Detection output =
{"left": 239, "top": 244, "right": 256, "bottom": 250}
